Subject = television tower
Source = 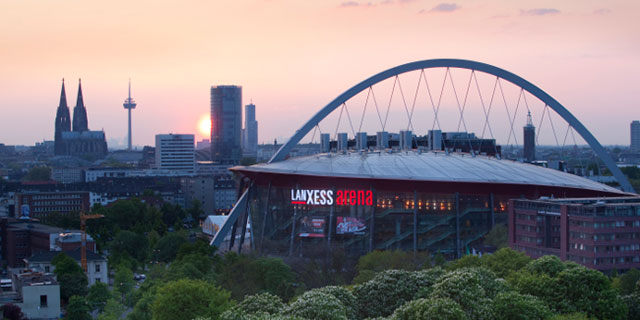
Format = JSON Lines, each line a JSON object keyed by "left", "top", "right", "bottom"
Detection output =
{"left": 123, "top": 79, "right": 137, "bottom": 151}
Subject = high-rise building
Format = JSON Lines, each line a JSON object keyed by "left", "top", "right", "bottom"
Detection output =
{"left": 523, "top": 111, "right": 535, "bottom": 162}
{"left": 210, "top": 86, "right": 242, "bottom": 164}
{"left": 631, "top": 120, "right": 640, "bottom": 152}
{"left": 123, "top": 80, "right": 137, "bottom": 151}
{"left": 242, "top": 103, "right": 258, "bottom": 157}
{"left": 155, "top": 134, "right": 195, "bottom": 174}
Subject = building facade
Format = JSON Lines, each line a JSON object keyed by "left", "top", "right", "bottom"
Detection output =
{"left": 26, "top": 248, "right": 108, "bottom": 285}
{"left": 631, "top": 120, "right": 640, "bottom": 151}
{"left": 210, "top": 85, "right": 242, "bottom": 164}
{"left": 13, "top": 272, "right": 61, "bottom": 319}
{"left": 155, "top": 134, "right": 195, "bottom": 174}
{"left": 509, "top": 197, "right": 640, "bottom": 272}
{"left": 14, "top": 191, "right": 90, "bottom": 219}
{"left": 242, "top": 103, "right": 258, "bottom": 157}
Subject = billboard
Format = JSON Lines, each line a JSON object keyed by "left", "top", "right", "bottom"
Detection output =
{"left": 336, "top": 216, "right": 366, "bottom": 235}
{"left": 298, "top": 216, "right": 326, "bottom": 238}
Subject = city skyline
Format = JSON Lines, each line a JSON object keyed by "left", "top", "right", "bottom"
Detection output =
{"left": 1, "top": 0, "right": 638, "bottom": 147}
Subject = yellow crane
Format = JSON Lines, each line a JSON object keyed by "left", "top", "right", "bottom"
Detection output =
{"left": 79, "top": 212, "right": 103, "bottom": 272}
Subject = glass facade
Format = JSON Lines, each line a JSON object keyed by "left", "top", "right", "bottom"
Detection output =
{"left": 234, "top": 183, "right": 507, "bottom": 259}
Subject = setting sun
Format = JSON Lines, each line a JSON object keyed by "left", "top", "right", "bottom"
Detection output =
{"left": 197, "top": 114, "right": 211, "bottom": 138}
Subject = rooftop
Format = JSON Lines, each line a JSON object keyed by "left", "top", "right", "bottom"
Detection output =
{"left": 234, "top": 150, "right": 627, "bottom": 194}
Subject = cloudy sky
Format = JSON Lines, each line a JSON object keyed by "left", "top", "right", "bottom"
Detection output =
{"left": 1, "top": 0, "right": 638, "bottom": 148}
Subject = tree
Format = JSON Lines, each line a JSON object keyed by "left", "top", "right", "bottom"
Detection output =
{"left": 283, "top": 291, "right": 347, "bottom": 320}
{"left": 22, "top": 166, "right": 51, "bottom": 181}
{"left": 482, "top": 247, "right": 531, "bottom": 278}
{"left": 127, "top": 292, "right": 155, "bottom": 320}
{"left": 220, "top": 292, "right": 285, "bottom": 319}
{"left": 483, "top": 223, "right": 508, "bottom": 249}
{"left": 151, "top": 279, "right": 233, "bottom": 320}
{"left": 114, "top": 265, "right": 136, "bottom": 306}
{"left": 216, "top": 254, "right": 296, "bottom": 301}
{"left": 153, "top": 233, "right": 187, "bottom": 263}
{"left": 353, "top": 250, "right": 429, "bottom": 284}
{"left": 524, "top": 255, "right": 567, "bottom": 277}
{"left": 87, "top": 281, "right": 111, "bottom": 312}
{"left": 1, "top": 303, "right": 26, "bottom": 320}
{"left": 492, "top": 291, "right": 552, "bottom": 320}
{"left": 447, "top": 254, "right": 483, "bottom": 271}
{"left": 110, "top": 230, "right": 150, "bottom": 268}
{"left": 353, "top": 269, "right": 444, "bottom": 318}
{"left": 66, "top": 295, "right": 91, "bottom": 320}
{"left": 391, "top": 297, "right": 466, "bottom": 320}
{"left": 52, "top": 252, "right": 88, "bottom": 301}
{"left": 97, "top": 299, "right": 126, "bottom": 320}
{"left": 615, "top": 268, "right": 640, "bottom": 295}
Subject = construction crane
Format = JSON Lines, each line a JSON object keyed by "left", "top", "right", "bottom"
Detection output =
{"left": 80, "top": 212, "right": 103, "bottom": 272}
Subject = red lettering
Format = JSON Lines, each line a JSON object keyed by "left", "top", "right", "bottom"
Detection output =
{"left": 366, "top": 191, "right": 373, "bottom": 205}
{"left": 336, "top": 190, "right": 343, "bottom": 205}
{"left": 349, "top": 190, "right": 355, "bottom": 206}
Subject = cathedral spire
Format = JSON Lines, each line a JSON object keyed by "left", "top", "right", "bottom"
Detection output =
{"left": 72, "top": 78, "right": 89, "bottom": 132}
{"left": 54, "top": 78, "right": 71, "bottom": 155}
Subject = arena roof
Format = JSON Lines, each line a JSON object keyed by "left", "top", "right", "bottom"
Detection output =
{"left": 234, "top": 151, "right": 627, "bottom": 194}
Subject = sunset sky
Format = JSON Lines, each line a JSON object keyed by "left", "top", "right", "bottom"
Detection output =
{"left": 1, "top": 0, "right": 638, "bottom": 148}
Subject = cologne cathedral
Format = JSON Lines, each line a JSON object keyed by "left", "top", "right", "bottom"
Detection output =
{"left": 54, "top": 79, "right": 108, "bottom": 157}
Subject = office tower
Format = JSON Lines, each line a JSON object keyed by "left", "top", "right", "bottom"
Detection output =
{"left": 155, "top": 134, "right": 195, "bottom": 173}
{"left": 376, "top": 131, "right": 389, "bottom": 149}
{"left": 524, "top": 111, "right": 536, "bottom": 162}
{"left": 72, "top": 79, "right": 89, "bottom": 132}
{"left": 337, "top": 133, "right": 348, "bottom": 151}
{"left": 428, "top": 130, "right": 442, "bottom": 151}
{"left": 54, "top": 79, "right": 71, "bottom": 155}
{"left": 210, "top": 86, "right": 242, "bottom": 164}
{"left": 242, "top": 103, "right": 258, "bottom": 156}
{"left": 320, "top": 133, "right": 330, "bottom": 153}
{"left": 356, "top": 132, "right": 368, "bottom": 150}
{"left": 399, "top": 130, "right": 412, "bottom": 150}
{"left": 631, "top": 121, "right": 640, "bottom": 152}
{"left": 123, "top": 80, "right": 137, "bottom": 151}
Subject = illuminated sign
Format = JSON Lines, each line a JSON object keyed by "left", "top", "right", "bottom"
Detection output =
{"left": 336, "top": 216, "right": 366, "bottom": 234}
{"left": 290, "top": 189, "right": 373, "bottom": 206}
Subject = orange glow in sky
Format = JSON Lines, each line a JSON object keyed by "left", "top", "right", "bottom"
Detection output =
{"left": 198, "top": 114, "right": 211, "bottom": 139}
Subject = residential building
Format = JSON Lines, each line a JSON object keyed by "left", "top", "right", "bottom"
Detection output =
{"left": 155, "top": 134, "right": 195, "bottom": 174}
{"left": 509, "top": 197, "right": 640, "bottom": 272}
{"left": 26, "top": 248, "right": 108, "bottom": 285}
{"left": 12, "top": 271, "right": 60, "bottom": 319}
{"left": 210, "top": 85, "right": 242, "bottom": 164}
{"left": 14, "top": 191, "right": 90, "bottom": 219}
{"left": 51, "top": 167, "right": 84, "bottom": 184}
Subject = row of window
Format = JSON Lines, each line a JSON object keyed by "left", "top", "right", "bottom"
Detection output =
{"left": 33, "top": 200, "right": 83, "bottom": 206}
{"left": 31, "top": 194, "right": 82, "bottom": 200}
{"left": 33, "top": 206, "right": 81, "bottom": 212}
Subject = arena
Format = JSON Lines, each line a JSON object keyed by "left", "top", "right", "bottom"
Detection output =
{"left": 222, "top": 150, "right": 626, "bottom": 258}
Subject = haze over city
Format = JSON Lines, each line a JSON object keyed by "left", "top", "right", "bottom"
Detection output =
{"left": 1, "top": 0, "right": 638, "bottom": 147}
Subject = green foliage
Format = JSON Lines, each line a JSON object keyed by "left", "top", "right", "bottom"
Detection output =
{"left": 433, "top": 252, "right": 446, "bottom": 267}
{"left": 524, "top": 255, "right": 567, "bottom": 277}
{"left": 110, "top": 230, "right": 150, "bottom": 268}
{"left": 615, "top": 268, "right": 640, "bottom": 295}
{"left": 153, "top": 233, "right": 188, "bottom": 262}
{"left": 52, "top": 252, "right": 88, "bottom": 301}
{"left": 160, "top": 203, "right": 187, "bottom": 229}
{"left": 22, "top": 166, "right": 51, "bottom": 181}
{"left": 447, "top": 254, "right": 483, "bottom": 270}
{"left": 483, "top": 223, "right": 508, "bottom": 249}
{"left": 482, "top": 247, "right": 531, "bottom": 278}
{"left": 622, "top": 292, "right": 640, "bottom": 320}
{"left": 151, "top": 279, "right": 233, "bottom": 320}
{"left": 127, "top": 292, "right": 155, "bottom": 320}
{"left": 549, "top": 313, "right": 592, "bottom": 320}
{"left": 353, "top": 250, "right": 430, "bottom": 284}
{"left": 97, "top": 298, "right": 126, "bottom": 320}
{"left": 217, "top": 253, "right": 295, "bottom": 301}
{"left": 310, "top": 286, "right": 357, "bottom": 320}
{"left": 87, "top": 282, "right": 111, "bottom": 312}
{"left": 391, "top": 297, "right": 466, "bottom": 320}
{"left": 353, "top": 268, "right": 444, "bottom": 319}
{"left": 283, "top": 290, "right": 347, "bottom": 320}
{"left": 220, "top": 293, "right": 285, "bottom": 320}
{"left": 492, "top": 291, "right": 552, "bottom": 320}
{"left": 66, "top": 295, "right": 91, "bottom": 320}
{"left": 114, "top": 265, "right": 136, "bottom": 306}
{"left": 429, "top": 268, "right": 502, "bottom": 320}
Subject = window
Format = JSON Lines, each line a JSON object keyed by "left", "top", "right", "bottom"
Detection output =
{"left": 40, "top": 295, "right": 47, "bottom": 307}
{"left": 44, "top": 266, "right": 50, "bottom": 273}
{"left": 96, "top": 278, "right": 101, "bottom": 283}
{"left": 95, "top": 264, "right": 100, "bottom": 273}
